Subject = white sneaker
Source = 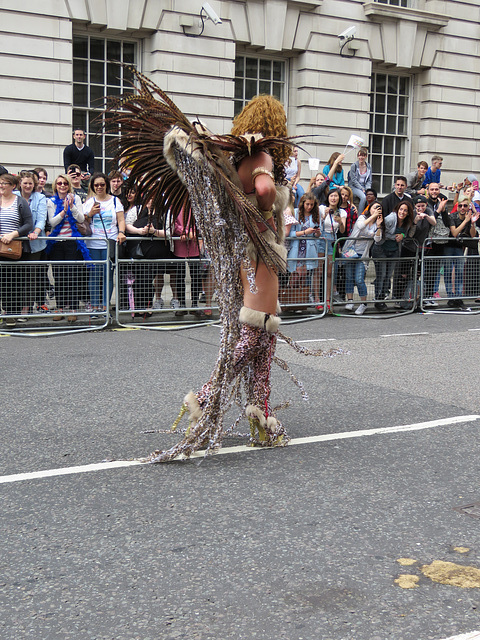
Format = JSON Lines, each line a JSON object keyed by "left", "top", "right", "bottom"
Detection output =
{"left": 355, "top": 303, "right": 367, "bottom": 315}
{"left": 153, "top": 297, "right": 164, "bottom": 309}
{"left": 170, "top": 298, "right": 180, "bottom": 309}
{"left": 345, "top": 301, "right": 355, "bottom": 311}
{"left": 424, "top": 298, "right": 438, "bottom": 307}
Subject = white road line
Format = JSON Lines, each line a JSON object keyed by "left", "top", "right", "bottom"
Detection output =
{"left": 439, "top": 633, "right": 480, "bottom": 640}
{"left": 468, "top": 328, "right": 480, "bottom": 332}
{"left": 0, "top": 415, "right": 478, "bottom": 485}
{"left": 278, "top": 338, "right": 337, "bottom": 344}
{"left": 381, "top": 332, "right": 429, "bottom": 337}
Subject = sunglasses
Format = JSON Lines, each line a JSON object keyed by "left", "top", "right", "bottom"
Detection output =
{"left": 56, "top": 181, "right": 69, "bottom": 186}
{"left": 458, "top": 203, "right": 470, "bottom": 209}
{"left": 94, "top": 183, "right": 106, "bottom": 188}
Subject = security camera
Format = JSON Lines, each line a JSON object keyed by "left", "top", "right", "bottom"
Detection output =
{"left": 338, "top": 25, "right": 356, "bottom": 41}
{"left": 202, "top": 2, "right": 222, "bottom": 25}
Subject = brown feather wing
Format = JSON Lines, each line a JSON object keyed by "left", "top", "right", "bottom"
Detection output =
{"left": 105, "top": 67, "right": 296, "bottom": 268}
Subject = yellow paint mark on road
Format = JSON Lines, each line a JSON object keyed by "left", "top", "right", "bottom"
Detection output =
{"left": 454, "top": 547, "right": 471, "bottom": 554}
{"left": 395, "top": 575, "right": 419, "bottom": 589}
{"left": 420, "top": 561, "right": 480, "bottom": 588}
{"left": 397, "top": 558, "right": 417, "bottom": 566}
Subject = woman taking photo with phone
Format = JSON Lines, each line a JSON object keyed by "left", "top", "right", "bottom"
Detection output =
{"left": 372, "top": 200, "right": 415, "bottom": 309}
{"left": 318, "top": 188, "right": 346, "bottom": 309}
{"left": 83, "top": 172, "right": 126, "bottom": 313}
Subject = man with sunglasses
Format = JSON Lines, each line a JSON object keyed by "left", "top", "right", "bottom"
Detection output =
{"left": 445, "top": 195, "right": 479, "bottom": 308}
{"left": 67, "top": 164, "right": 88, "bottom": 203}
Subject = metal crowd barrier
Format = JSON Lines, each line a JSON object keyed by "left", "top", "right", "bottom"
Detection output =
{"left": 0, "top": 236, "right": 109, "bottom": 335}
{"left": 2, "top": 236, "right": 480, "bottom": 335}
{"left": 419, "top": 239, "right": 480, "bottom": 314}
{"left": 281, "top": 237, "right": 328, "bottom": 321}
{"left": 331, "top": 237, "right": 419, "bottom": 318}
{"left": 115, "top": 240, "right": 218, "bottom": 330}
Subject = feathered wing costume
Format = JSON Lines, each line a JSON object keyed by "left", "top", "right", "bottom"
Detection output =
{"left": 107, "top": 69, "right": 343, "bottom": 462}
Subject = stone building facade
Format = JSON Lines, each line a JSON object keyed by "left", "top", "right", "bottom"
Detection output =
{"left": 1, "top": 0, "right": 479, "bottom": 193}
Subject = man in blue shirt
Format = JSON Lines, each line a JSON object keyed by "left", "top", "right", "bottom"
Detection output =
{"left": 423, "top": 155, "right": 444, "bottom": 189}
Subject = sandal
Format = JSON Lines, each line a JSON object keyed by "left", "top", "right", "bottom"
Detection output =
{"left": 204, "top": 308, "right": 212, "bottom": 317}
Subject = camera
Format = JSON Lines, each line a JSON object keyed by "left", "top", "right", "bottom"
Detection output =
{"left": 202, "top": 3, "right": 222, "bottom": 25}
{"left": 338, "top": 26, "right": 356, "bottom": 41}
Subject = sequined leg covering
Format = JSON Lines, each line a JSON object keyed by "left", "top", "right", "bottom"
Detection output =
{"left": 236, "top": 307, "right": 289, "bottom": 447}
{"left": 179, "top": 307, "right": 288, "bottom": 447}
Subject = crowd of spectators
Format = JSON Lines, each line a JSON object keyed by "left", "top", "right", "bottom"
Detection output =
{"left": 284, "top": 148, "right": 480, "bottom": 313}
{"left": 1, "top": 141, "right": 480, "bottom": 326}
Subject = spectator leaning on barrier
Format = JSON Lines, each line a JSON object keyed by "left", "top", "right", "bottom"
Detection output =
{"left": 0, "top": 174, "right": 33, "bottom": 327}
{"left": 46, "top": 174, "right": 87, "bottom": 323}
{"left": 445, "top": 194, "right": 479, "bottom": 308}
{"left": 83, "top": 173, "right": 126, "bottom": 313}
{"left": 422, "top": 182, "right": 450, "bottom": 307}
{"left": 343, "top": 200, "right": 382, "bottom": 315}
{"left": 372, "top": 200, "right": 415, "bottom": 309}
{"left": 288, "top": 192, "right": 323, "bottom": 309}
{"left": 16, "top": 171, "right": 48, "bottom": 317}
{"left": 381, "top": 176, "right": 412, "bottom": 217}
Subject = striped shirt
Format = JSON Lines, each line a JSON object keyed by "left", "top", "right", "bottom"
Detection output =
{"left": 0, "top": 196, "right": 20, "bottom": 234}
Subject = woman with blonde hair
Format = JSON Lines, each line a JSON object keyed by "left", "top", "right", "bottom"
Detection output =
{"left": 46, "top": 174, "right": 87, "bottom": 322}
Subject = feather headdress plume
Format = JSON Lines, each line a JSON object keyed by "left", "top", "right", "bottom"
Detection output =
{"left": 105, "top": 67, "right": 298, "bottom": 270}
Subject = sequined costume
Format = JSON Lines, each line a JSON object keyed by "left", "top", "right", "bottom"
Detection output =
{"left": 106, "top": 70, "right": 344, "bottom": 462}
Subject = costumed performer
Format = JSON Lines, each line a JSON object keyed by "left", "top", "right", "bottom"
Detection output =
{"left": 107, "top": 71, "right": 344, "bottom": 462}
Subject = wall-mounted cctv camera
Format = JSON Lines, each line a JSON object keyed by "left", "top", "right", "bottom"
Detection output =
{"left": 338, "top": 25, "right": 356, "bottom": 41}
{"left": 202, "top": 2, "right": 222, "bottom": 25}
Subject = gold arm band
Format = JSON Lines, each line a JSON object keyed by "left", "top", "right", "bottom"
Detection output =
{"left": 259, "top": 208, "right": 274, "bottom": 220}
{"left": 251, "top": 167, "right": 274, "bottom": 182}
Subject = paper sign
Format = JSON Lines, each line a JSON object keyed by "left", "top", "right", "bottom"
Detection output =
{"left": 308, "top": 158, "right": 320, "bottom": 171}
{"left": 345, "top": 134, "right": 365, "bottom": 149}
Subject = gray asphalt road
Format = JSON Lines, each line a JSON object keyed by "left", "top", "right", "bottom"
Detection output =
{"left": 1, "top": 312, "right": 480, "bottom": 640}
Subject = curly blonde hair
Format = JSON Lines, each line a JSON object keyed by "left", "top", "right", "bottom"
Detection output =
{"left": 231, "top": 95, "right": 291, "bottom": 177}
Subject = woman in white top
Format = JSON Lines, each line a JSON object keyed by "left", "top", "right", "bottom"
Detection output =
{"left": 83, "top": 172, "right": 126, "bottom": 311}
{"left": 343, "top": 201, "right": 382, "bottom": 315}
{"left": 318, "top": 188, "right": 346, "bottom": 308}
{"left": 46, "top": 174, "right": 86, "bottom": 322}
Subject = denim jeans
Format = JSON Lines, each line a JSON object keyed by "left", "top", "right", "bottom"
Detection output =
{"left": 371, "top": 244, "right": 399, "bottom": 300}
{"left": 444, "top": 245, "right": 464, "bottom": 298}
{"left": 88, "top": 247, "right": 112, "bottom": 308}
{"left": 351, "top": 187, "right": 367, "bottom": 215}
{"left": 345, "top": 259, "right": 367, "bottom": 297}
